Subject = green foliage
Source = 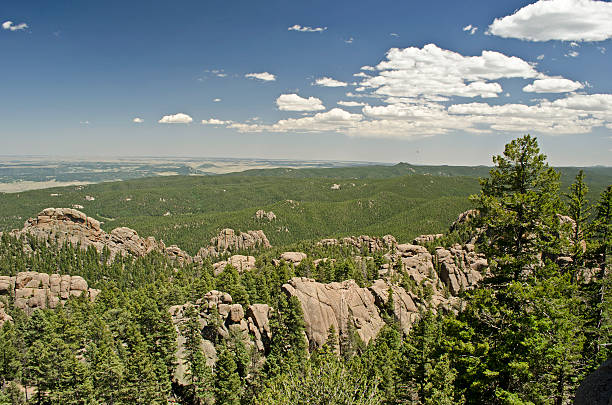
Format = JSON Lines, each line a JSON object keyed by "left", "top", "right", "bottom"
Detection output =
{"left": 472, "top": 134, "right": 563, "bottom": 282}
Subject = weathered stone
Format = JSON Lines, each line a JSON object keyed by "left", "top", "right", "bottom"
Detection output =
{"left": 280, "top": 252, "right": 307, "bottom": 265}
{"left": 316, "top": 234, "right": 397, "bottom": 253}
{"left": 575, "top": 357, "right": 612, "bottom": 405}
{"left": 197, "top": 228, "right": 271, "bottom": 259}
{"left": 10, "top": 208, "right": 177, "bottom": 262}
{"left": 213, "top": 255, "right": 256, "bottom": 275}
{"left": 413, "top": 234, "right": 444, "bottom": 245}
{"left": 229, "top": 304, "right": 244, "bottom": 323}
{"left": 70, "top": 276, "right": 88, "bottom": 291}
{"left": 282, "top": 277, "right": 385, "bottom": 349}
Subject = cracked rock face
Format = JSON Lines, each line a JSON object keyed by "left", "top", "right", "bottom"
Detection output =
{"left": 0, "top": 271, "right": 99, "bottom": 316}
{"left": 435, "top": 244, "right": 486, "bottom": 295}
{"left": 282, "top": 277, "right": 386, "bottom": 349}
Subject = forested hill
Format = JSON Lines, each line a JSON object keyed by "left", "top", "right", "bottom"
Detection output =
{"left": 0, "top": 174, "right": 480, "bottom": 253}
{"left": 1, "top": 163, "right": 610, "bottom": 254}
{"left": 238, "top": 161, "right": 612, "bottom": 183}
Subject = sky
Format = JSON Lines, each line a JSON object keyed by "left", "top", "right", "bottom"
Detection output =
{"left": 1, "top": 0, "right": 611, "bottom": 165}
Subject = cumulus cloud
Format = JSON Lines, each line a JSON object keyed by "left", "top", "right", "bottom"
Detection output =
{"left": 158, "top": 113, "right": 193, "bottom": 124}
{"left": 245, "top": 72, "right": 276, "bottom": 81}
{"left": 463, "top": 24, "right": 478, "bottom": 35}
{"left": 537, "top": 54, "right": 545, "bottom": 60}
{"left": 288, "top": 24, "right": 326, "bottom": 32}
{"left": 213, "top": 98, "right": 221, "bottom": 102}
{"left": 229, "top": 108, "right": 362, "bottom": 134}
{"left": 523, "top": 78, "right": 584, "bottom": 93}
{"left": 565, "top": 50, "right": 580, "bottom": 57}
{"left": 488, "top": 0, "right": 612, "bottom": 42}
{"left": 338, "top": 101, "right": 366, "bottom": 107}
{"left": 356, "top": 44, "right": 542, "bottom": 99}
{"left": 2, "top": 21, "right": 28, "bottom": 31}
{"left": 202, "top": 118, "right": 232, "bottom": 125}
{"left": 133, "top": 117, "right": 144, "bottom": 123}
{"left": 276, "top": 94, "right": 325, "bottom": 111}
{"left": 314, "top": 77, "right": 348, "bottom": 87}
{"left": 345, "top": 37, "right": 354, "bottom": 44}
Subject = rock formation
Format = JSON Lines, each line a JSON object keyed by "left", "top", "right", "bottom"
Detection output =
{"left": 254, "top": 210, "right": 276, "bottom": 221}
{"left": 0, "top": 271, "right": 99, "bottom": 316}
{"left": 169, "top": 291, "right": 271, "bottom": 385}
{"left": 282, "top": 278, "right": 385, "bottom": 349}
{"left": 574, "top": 357, "right": 612, "bottom": 405}
{"left": 196, "top": 228, "right": 271, "bottom": 258}
{"left": 213, "top": 255, "right": 257, "bottom": 275}
{"left": 11, "top": 208, "right": 192, "bottom": 263}
{"left": 282, "top": 240, "right": 487, "bottom": 349}
{"left": 317, "top": 234, "right": 397, "bottom": 253}
{"left": 277, "top": 252, "right": 308, "bottom": 266}
{"left": 434, "top": 244, "right": 486, "bottom": 295}
{"left": 0, "top": 301, "right": 12, "bottom": 327}
{"left": 412, "top": 234, "right": 444, "bottom": 245}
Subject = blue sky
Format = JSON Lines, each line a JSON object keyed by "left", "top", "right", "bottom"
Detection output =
{"left": 1, "top": 0, "right": 611, "bottom": 165}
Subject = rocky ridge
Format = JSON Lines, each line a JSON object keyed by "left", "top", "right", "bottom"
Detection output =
{"left": 8, "top": 208, "right": 272, "bottom": 265}
{"left": 0, "top": 271, "right": 99, "bottom": 317}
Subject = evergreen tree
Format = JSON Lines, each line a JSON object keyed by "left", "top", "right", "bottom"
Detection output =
{"left": 214, "top": 344, "right": 241, "bottom": 405}
{"left": 566, "top": 170, "right": 590, "bottom": 269}
{"left": 472, "top": 134, "right": 562, "bottom": 282}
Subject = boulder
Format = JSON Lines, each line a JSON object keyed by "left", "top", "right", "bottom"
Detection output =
{"left": 574, "top": 357, "right": 612, "bottom": 405}
{"left": 280, "top": 252, "right": 307, "bottom": 265}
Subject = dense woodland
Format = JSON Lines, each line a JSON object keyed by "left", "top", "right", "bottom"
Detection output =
{"left": 0, "top": 135, "right": 610, "bottom": 404}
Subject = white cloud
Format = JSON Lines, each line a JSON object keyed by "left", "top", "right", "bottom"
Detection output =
{"left": 338, "top": 101, "right": 366, "bottom": 107}
{"left": 537, "top": 54, "right": 545, "bottom": 60}
{"left": 276, "top": 94, "right": 325, "bottom": 111}
{"left": 314, "top": 77, "right": 348, "bottom": 87}
{"left": 245, "top": 72, "right": 276, "bottom": 81}
{"left": 2, "top": 21, "right": 28, "bottom": 31}
{"left": 361, "top": 66, "right": 376, "bottom": 71}
{"left": 570, "top": 41, "right": 580, "bottom": 47}
{"left": 80, "top": 120, "right": 90, "bottom": 125}
{"left": 158, "top": 113, "right": 193, "bottom": 124}
{"left": 133, "top": 117, "right": 144, "bottom": 123}
{"left": 202, "top": 118, "right": 232, "bottom": 125}
{"left": 213, "top": 98, "right": 221, "bottom": 102}
{"left": 357, "top": 44, "right": 542, "bottom": 99}
{"left": 463, "top": 24, "right": 478, "bottom": 35}
{"left": 345, "top": 37, "right": 354, "bottom": 44}
{"left": 229, "top": 108, "right": 362, "bottom": 133}
{"left": 390, "top": 33, "right": 400, "bottom": 37}
{"left": 288, "top": 24, "right": 327, "bottom": 32}
{"left": 488, "top": 0, "right": 612, "bottom": 42}
{"left": 565, "top": 50, "right": 580, "bottom": 57}
{"left": 523, "top": 78, "right": 583, "bottom": 93}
